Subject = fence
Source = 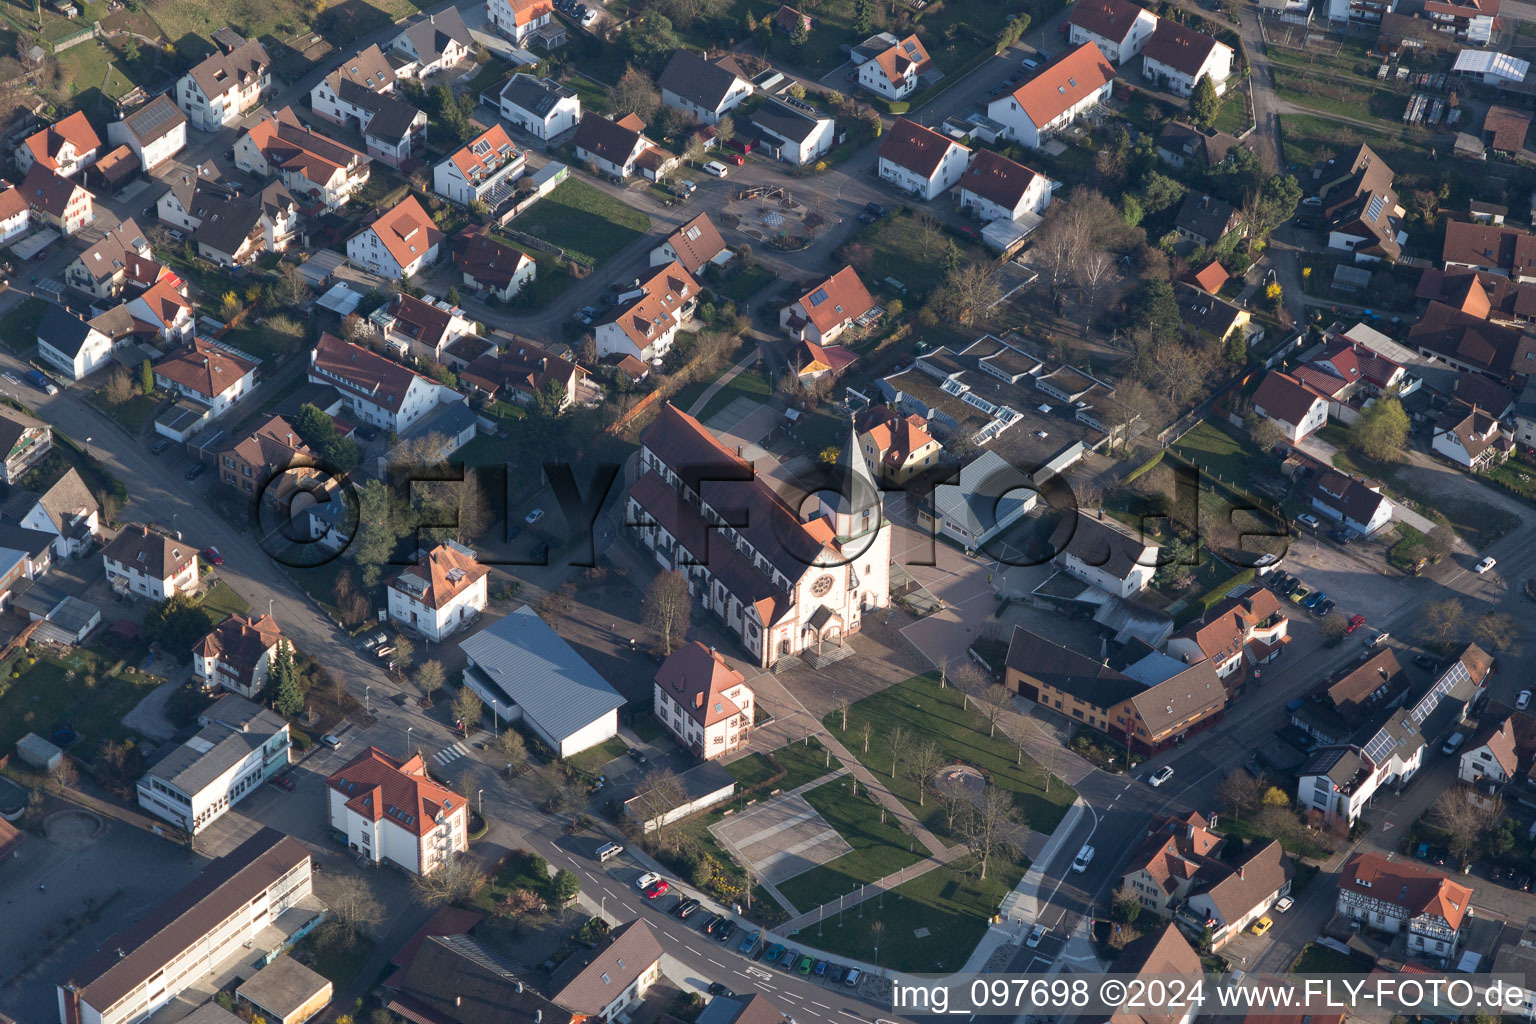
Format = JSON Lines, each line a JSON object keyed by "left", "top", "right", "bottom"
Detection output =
{"left": 51, "top": 22, "right": 98, "bottom": 53}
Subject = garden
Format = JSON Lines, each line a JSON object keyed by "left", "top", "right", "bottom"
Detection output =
{"left": 510, "top": 179, "right": 652, "bottom": 266}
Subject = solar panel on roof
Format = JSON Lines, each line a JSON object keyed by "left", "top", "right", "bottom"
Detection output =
{"left": 1366, "top": 194, "right": 1385, "bottom": 221}
{"left": 809, "top": 288, "right": 828, "bottom": 305}
{"left": 1411, "top": 659, "right": 1468, "bottom": 723}
{"left": 1363, "top": 728, "right": 1394, "bottom": 765}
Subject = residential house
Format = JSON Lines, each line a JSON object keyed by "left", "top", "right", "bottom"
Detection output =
{"left": 126, "top": 278, "right": 195, "bottom": 341}
{"left": 1336, "top": 851, "right": 1471, "bottom": 961}
{"left": 1051, "top": 509, "right": 1158, "bottom": 597}
{"left": 925, "top": 449, "right": 1037, "bottom": 547}
{"left": 8, "top": 468, "right": 98, "bottom": 557}
{"left": 657, "top": 51, "right": 754, "bottom": 124}
{"left": 1408, "top": 300, "right": 1536, "bottom": 378}
{"left": 55, "top": 830, "right": 317, "bottom": 1024}
{"left": 1108, "top": 926, "right": 1204, "bottom": 1024}
{"left": 21, "top": 164, "right": 93, "bottom": 234}
{"left": 653, "top": 642, "right": 754, "bottom": 758}
{"left": 1291, "top": 649, "right": 1412, "bottom": 746}
{"left": 1190, "top": 259, "right": 1229, "bottom": 295}
{"left": 1517, "top": 376, "right": 1536, "bottom": 447}
{"left": 792, "top": 338, "right": 858, "bottom": 382}
{"left": 236, "top": 109, "right": 371, "bottom": 210}
{"left": 854, "top": 32, "right": 933, "bottom": 101}
{"left": 391, "top": 8, "right": 474, "bottom": 77}
{"left": 780, "top": 266, "right": 877, "bottom": 346}
{"left": 771, "top": 4, "right": 812, "bottom": 34}
{"left": 177, "top": 38, "right": 272, "bottom": 131}
{"left": 625, "top": 405, "right": 891, "bottom": 668}
{"left": 986, "top": 42, "right": 1116, "bottom": 148}
{"left": 309, "top": 332, "right": 467, "bottom": 434}
{"left": 1326, "top": 0, "right": 1397, "bottom": 23}
{"left": 1006, "top": 627, "right": 1225, "bottom": 754}
{"left": 63, "top": 217, "right": 151, "bottom": 299}
{"left": 384, "top": 932, "right": 576, "bottom": 1024}
{"left": 1184, "top": 839, "right": 1291, "bottom": 949}
{"left": 855, "top": 404, "right": 941, "bottom": 484}
{"left": 309, "top": 45, "right": 426, "bottom": 168}
{"left": 1251, "top": 369, "right": 1329, "bottom": 442}
{"left": 1494, "top": 929, "right": 1536, "bottom": 1019}
{"left": 1322, "top": 144, "right": 1406, "bottom": 261}
{"left": 1426, "top": 0, "right": 1499, "bottom": 42}
{"left": 107, "top": 95, "right": 188, "bottom": 171}
{"left": 387, "top": 542, "right": 489, "bottom": 643}
{"left": 572, "top": 113, "right": 677, "bottom": 181}
{"left": 156, "top": 171, "right": 300, "bottom": 266}
{"left": 1120, "top": 811, "right": 1223, "bottom": 918}
{"left": 236, "top": 958, "right": 332, "bottom": 1024}
{"left": 1141, "top": 21, "right": 1234, "bottom": 96}
{"left": 153, "top": 339, "right": 258, "bottom": 417}
{"left": 15, "top": 110, "right": 101, "bottom": 178}
{"left": 497, "top": 75, "right": 581, "bottom": 141}
{"left": 1459, "top": 715, "right": 1523, "bottom": 788}
{"left": 1483, "top": 104, "right": 1530, "bottom": 156}
{"left": 1176, "top": 280, "right": 1250, "bottom": 345}
{"left": 102, "top": 522, "right": 199, "bottom": 601}
{"left": 1432, "top": 399, "right": 1514, "bottom": 470}
{"left": 347, "top": 195, "right": 444, "bottom": 279}
{"left": 433, "top": 123, "right": 526, "bottom": 208}
{"left": 0, "top": 408, "right": 52, "bottom": 484}
{"left": 877, "top": 117, "right": 970, "bottom": 201}
{"left": 455, "top": 231, "right": 537, "bottom": 301}
{"left": 137, "top": 694, "right": 292, "bottom": 833}
{"left": 1305, "top": 469, "right": 1394, "bottom": 535}
{"left": 1173, "top": 193, "right": 1243, "bottom": 245}
{"left": 1440, "top": 220, "right": 1536, "bottom": 279}
{"left": 459, "top": 605, "right": 627, "bottom": 755}
{"left": 1066, "top": 0, "right": 1159, "bottom": 63}
{"left": 459, "top": 340, "right": 582, "bottom": 408}
{"left": 595, "top": 260, "right": 699, "bottom": 362}
{"left": 548, "top": 920, "right": 664, "bottom": 1021}
{"left": 748, "top": 99, "right": 836, "bottom": 165}
{"left": 371, "top": 293, "right": 478, "bottom": 364}
{"left": 217, "top": 415, "right": 320, "bottom": 505}
{"left": 956, "top": 148, "right": 1051, "bottom": 224}
{"left": 328, "top": 746, "right": 468, "bottom": 874}
{"left": 486, "top": 0, "right": 555, "bottom": 44}
{"left": 0, "top": 182, "right": 29, "bottom": 243}
{"left": 651, "top": 213, "right": 731, "bottom": 276}
{"left": 1165, "top": 587, "right": 1289, "bottom": 684}
{"left": 36, "top": 303, "right": 111, "bottom": 379}
{"left": 1156, "top": 120, "right": 1241, "bottom": 169}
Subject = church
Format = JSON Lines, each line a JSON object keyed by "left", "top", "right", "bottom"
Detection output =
{"left": 626, "top": 403, "right": 891, "bottom": 668}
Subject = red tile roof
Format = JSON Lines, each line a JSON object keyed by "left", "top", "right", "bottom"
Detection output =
{"left": 20, "top": 163, "right": 91, "bottom": 218}
{"left": 793, "top": 265, "right": 876, "bottom": 334}
{"left": 655, "top": 642, "right": 748, "bottom": 727}
{"left": 448, "top": 123, "right": 521, "bottom": 180}
{"left": 455, "top": 231, "right": 534, "bottom": 289}
{"left": 1007, "top": 42, "right": 1116, "bottom": 129}
{"left": 327, "top": 746, "right": 464, "bottom": 838}
{"left": 865, "top": 33, "right": 932, "bottom": 85}
{"left": 958, "top": 148, "right": 1044, "bottom": 211}
{"left": 660, "top": 213, "right": 728, "bottom": 275}
{"left": 153, "top": 339, "right": 255, "bottom": 399}
{"left": 877, "top": 117, "right": 968, "bottom": 178}
{"left": 390, "top": 543, "right": 489, "bottom": 610}
{"left": 1251, "top": 370, "right": 1327, "bottom": 427}
{"left": 23, "top": 111, "right": 101, "bottom": 172}
{"left": 192, "top": 613, "right": 283, "bottom": 685}
{"left": 1191, "top": 259, "right": 1228, "bottom": 295}
{"left": 1339, "top": 851, "right": 1472, "bottom": 931}
{"left": 311, "top": 332, "right": 431, "bottom": 414}
{"left": 509, "top": 0, "right": 554, "bottom": 26}
{"left": 855, "top": 404, "right": 938, "bottom": 470}
{"left": 1142, "top": 20, "right": 1225, "bottom": 78}
{"left": 361, "top": 195, "right": 443, "bottom": 272}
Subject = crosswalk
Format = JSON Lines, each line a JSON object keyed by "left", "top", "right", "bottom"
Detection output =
{"left": 433, "top": 741, "right": 472, "bottom": 766}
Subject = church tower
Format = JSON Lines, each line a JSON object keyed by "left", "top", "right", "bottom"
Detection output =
{"left": 818, "top": 415, "right": 883, "bottom": 542}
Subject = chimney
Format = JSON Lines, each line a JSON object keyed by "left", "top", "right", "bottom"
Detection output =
{"left": 456, "top": 997, "right": 462, "bottom": 1007}
{"left": 695, "top": 692, "right": 704, "bottom": 708}
{"left": 1186, "top": 824, "right": 1195, "bottom": 840}
{"left": 1239, "top": 866, "right": 1245, "bottom": 881}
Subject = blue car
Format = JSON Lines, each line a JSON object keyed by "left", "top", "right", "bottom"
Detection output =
{"left": 1302, "top": 591, "right": 1326, "bottom": 610}
{"left": 739, "top": 931, "right": 761, "bottom": 955}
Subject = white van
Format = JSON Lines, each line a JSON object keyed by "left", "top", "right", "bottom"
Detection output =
{"left": 1441, "top": 732, "right": 1465, "bottom": 756}
{"left": 703, "top": 160, "right": 730, "bottom": 178}
{"left": 597, "top": 842, "right": 624, "bottom": 862}
{"left": 1072, "top": 845, "right": 1095, "bottom": 872}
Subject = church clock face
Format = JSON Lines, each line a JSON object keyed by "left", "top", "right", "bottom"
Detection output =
{"left": 811, "top": 574, "right": 834, "bottom": 598}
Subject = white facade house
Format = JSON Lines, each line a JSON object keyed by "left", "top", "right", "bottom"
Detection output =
{"left": 12, "top": 468, "right": 99, "bottom": 558}
{"left": 594, "top": 261, "right": 699, "bottom": 362}
{"left": 653, "top": 642, "right": 755, "bottom": 759}
{"left": 1431, "top": 400, "right": 1513, "bottom": 471}
{"left": 0, "top": 183, "right": 29, "bottom": 243}
{"left": 107, "top": 95, "right": 188, "bottom": 171}
{"left": 1306, "top": 469, "right": 1395, "bottom": 536}
{"left": 14, "top": 111, "right": 101, "bottom": 178}
{"left": 549, "top": 921, "right": 665, "bottom": 1022}
{"left": 459, "top": 606, "right": 626, "bottom": 757}
{"left": 309, "top": 332, "right": 466, "bottom": 434}
{"left": 572, "top": 113, "right": 673, "bottom": 180}
{"left": 433, "top": 123, "right": 526, "bottom": 207}
{"left": 192, "top": 614, "right": 285, "bottom": 698}
{"left": 1052, "top": 510, "right": 1158, "bottom": 597}
{"left": 137, "top": 695, "right": 291, "bottom": 834}
{"left": 346, "top": 195, "right": 443, "bottom": 279}
{"left": 956, "top": 148, "right": 1051, "bottom": 223}
{"left": 855, "top": 33, "right": 932, "bottom": 100}
{"left": 1251, "top": 370, "right": 1329, "bottom": 442}
{"left": 177, "top": 38, "right": 272, "bottom": 131}
{"left": 327, "top": 747, "right": 468, "bottom": 875}
{"left": 308, "top": 45, "right": 427, "bottom": 169}
{"left": 1141, "top": 21, "right": 1234, "bottom": 96}
{"left": 749, "top": 99, "right": 836, "bottom": 165}
{"left": 498, "top": 75, "right": 582, "bottom": 141}
{"left": 152, "top": 340, "right": 259, "bottom": 418}
{"left": 102, "top": 523, "right": 200, "bottom": 602}
{"left": 1067, "top": 0, "right": 1159, "bottom": 64}
{"left": 1459, "top": 717, "right": 1519, "bottom": 787}
{"left": 56, "top": 829, "right": 316, "bottom": 1024}
{"left": 36, "top": 304, "right": 112, "bottom": 380}
{"left": 876, "top": 118, "right": 970, "bottom": 201}
{"left": 1337, "top": 851, "right": 1471, "bottom": 962}
{"left": 386, "top": 542, "right": 489, "bottom": 642}
{"left": 485, "top": 0, "right": 555, "bottom": 44}
{"left": 987, "top": 42, "right": 1116, "bottom": 148}
{"left": 390, "top": 8, "right": 475, "bottom": 77}
{"left": 656, "top": 51, "right": 755, "bottom": 124}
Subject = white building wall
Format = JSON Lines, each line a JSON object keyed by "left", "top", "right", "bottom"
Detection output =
{"left": 556, "top": 708, "right": 619, "bottom": 757}
{"left": 386, "top": 575, "right": 487, "bottom": 642}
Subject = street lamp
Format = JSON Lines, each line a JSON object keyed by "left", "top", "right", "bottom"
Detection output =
{"left": 478, "top": 789, "right": 484, "bottom": 816}
{"left": 406, "top": 726, "right": 413, "bottom": 760}
{"left": 365, "top": 686, "right": 371, "bottom": 714}
{"left": 268, "top": 598, "right": 274, "bottom": 617}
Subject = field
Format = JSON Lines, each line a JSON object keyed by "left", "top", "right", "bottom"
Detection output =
{"left": 145, "top": 0, "right": 419, "bottom": 53}
{"left": 823, "top": 674, "right": 1076, "bottom": 838}
{"left": 511, "top": 179, "right": 651, "bottom": 266}
{"left": 774, "top": 775, "right": 925, "bottom": 911}
{"left": 1170, "top": 419, "right": 1272, "bottom": 485}
{"left": 0, "top": 653, "right": 164, "bottom": 756}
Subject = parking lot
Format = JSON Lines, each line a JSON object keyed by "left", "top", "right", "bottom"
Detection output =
{"left": 1264, "top": 534, "right": 1417, "bottom": 627}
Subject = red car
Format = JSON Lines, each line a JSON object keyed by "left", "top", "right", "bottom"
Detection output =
{"left": 726, "top": 152, "right": 745, "bottom": 166}
{"left": 201, "top": 546, "right": 224, "bottom": 565}
{"left": 269, "top": 775, "right": 295, "bottom": 791}
{"left": 1346, "top": 614, "right": 1366, "bottom": 633}
{"left": 644, "top": 880, "right": 671, "bottom": 900}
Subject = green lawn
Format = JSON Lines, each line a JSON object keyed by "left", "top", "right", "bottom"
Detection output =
{"left": 696, "top": 368, "right": 772, "bottom": 421}
{"left": 726, "top": 752, "right": 779, "bottom": 789}
{"left": 775, "top": 775, "right": 924, "bottom": 911}
{"left": 99, "top": 393, "right": 164, "bottom": 437}
{"left": 1212, "top": 88, "right": 1252, "bottom": 136}
{"left": 854, "top": 212, "right": 987, "bottom": 299}
{"left": 770, "top": 736, "right": 843, "bottom": 791}
{"left": 511, "top": 179, "right": 650, "bottom": 266}
{"left": 0, "top": 653, "right": 165, "bottom": 756}
{"left": 1486, "top": 458, "right": 1536, "bottom": 501}
{"left": 198, "top": 580, "right": 251, "bottom": 618}
{"left": 824, "top": 675, "right": 1076, "bottom": 839}
{"left": 0, "top": 297, "right": 46, "bottom": 356}
{"left": 567, "top": 734, "right": 627, "bottom": 773}
{"left": 787, "top": 855, "right": 1026, "bottom": 972}
{"left": 1291, "top": 942, "right": 1370, "bottom": 974}
{"left": 296, "top": 932, "right": 378, "bottom": 990}
{"left": 713, "top": 264, "right": 775, "bottom": 305}
{"left": 1169, "top": 419, "right": 1273, "bottom": 492}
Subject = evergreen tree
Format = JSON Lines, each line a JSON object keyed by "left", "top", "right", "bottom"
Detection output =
{"left": 789, "top": 13, "right": 809, "bottom": 47}
{"left": 853, "top": 0, "right": 875, "bottom": 33}
{"left": 1352, "top": 396, "right": 1409, "bottom": 462}
{"left": 1189, "top": 73, "right": 1221, "bottom": 131}
{"left": 140, "top": 359, "right": 155, "bottom": 396}
{"left": 270, "top": 640, "right": 304, "bottom": 717}
{"left": 552, "top": 868, "right": 581, "bottom": 902}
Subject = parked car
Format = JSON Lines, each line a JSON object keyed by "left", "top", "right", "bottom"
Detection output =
{"left": 1328, "top": 528, "right": 1351, "bottom": 544}
{"left": 1251, "top": 917, "right": 1273, "bottom": 936}
{"left": 1414, "top": 654, "right": 1438, "bottom": 671}
{"left": 643, "top": 879, "right": 670, "bottom": 899}
{"left": 362, "top": 630, "right": 389, "bottom": 649}
{"left": 764, "top": 943, "right": 785, "bottom": 964}
{"left": 717, "top": 920, "right": 737, "bottom": 942}
{"left": 1026, "top": 926, "right": 1047, "bottom": 948}
{"left": 1296, "top": 513, "right": 1321, "bottom": 529}
{"left": 1475, "top": 556, "right": 1498, "bottom": 574}
{"left": 865, "top": 202, "right": 888, "bottom": 217}
{"left": 708, "top": 983, "right": 734, "bottom": 997}
{"left": 1519, "top": 690, "right": 1532, "bottom": 711}
{"left": 797, "top": 956, "right": 813, "bottom": 976}
{"left": 703, "top": 160, "right": 730, "bottom": 178}
{"left": 1302, "top": 591, "right": 1325, "bottom": 610}
{"left": 628, "top": 747, "right": 649, "bottom": 766}
{"left": 1314, "top": 599, "right": 1335, "bottom": 618}
{"left": 1274, "top": 896, "right": 1294, "bottom": 913}
{"left": 354, "top": 425, "right": 379, "bottom": 441}
{"left": 268, "top": 774, "right": 295, "bottom": 791}
{"left": 200, "top": 546, "right": 224, "bottom": 565}
{"left": 844, "top": 968, "right": 862, "bottom": 987}
{"left": 184, "top": 462, "right": 207, "bottom": 480}
{"left": 1346, "top": 614, "right": 1366, "bottom": 633}
{"left": 678, "top": 900, "right": 702, "bottom": 919}
{"left": 703, "top": 913, "right": 723, "bottom": 934}
{"left": 151, "top": 437, "right": 172, "bottom": 455}
{"left": 24, "top": 369, "right": 56, "bottom": 395}
{"left": 813, "top": 959, "right": 828, "bottom": 977}
{"left": 1244, "top": 758, "right": 1264, "bottom": 779}
{"left": 526, "top": 508, "right": 545, "bottom": 525}
{"left": 780, "top": 948, "right": 800, "bottom": 969}
{"left": 1149, "top": 765, "right": 1174, "bottom": 787}
{"left": 1289, "top": 586, "right": 1311, "bottom": 604}
{"left": 1441, "top": 732, "right": 1465, "bottom": 756}
{"left": 830, "top": 965, "right": 848, "bottom": 984}
{"left": 725, "top": 152, "right": 745, "bottom": 166}
{"left": 739, "top": 930, "right": 761, "bottom": 954}
{"left": 636, "top": 872, "right": 661, "bottom": 890}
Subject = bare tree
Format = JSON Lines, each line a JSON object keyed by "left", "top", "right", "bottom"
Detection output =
{"left": 982, "top": 685, "right": 1013, "bottom": 738}
{"left": 887, "top": 725, "right": 910, "bottom": 778}
{"left": 495, "top": 888, "right": 545, "bottom": 934}
{"left": 632, "top": 767, "right": 686, "bottom": 839}
{"left": 860, "top": 719, "right": 873, "bottom": 753}
{"left": 1218, "top": 770, "right": 1262, "bottom": 817}
{"left": 963, "top": 787, "right": 1028, "bottom": 881}
{"left": 1418, "top": 598, "right": 1467, "bottom": 651}
{"left": 1473, "top": 612, "right": 1522, "bottom": 655}
{"left": 1036, "top": 741, "right": 1062, "bottom": 794}
{"left": 902, "top": 740, "right": 945, "bottom": 807}
{"left": 869, "top": 919, "right": 886, "bottom": 971}
{"left": 836, "top": 697, "right": 850, "bottom": 732}
{"left": 48, "top": 758, "right": 78, "bottom": 793}
{"left": 933, "top": 262, "right": 1002, "bottom": 327}
{"left": 410, "top": 853, "right": 484, "bottom": 908}
{"left": 642, "top": 570, "right": 691, "bottom": 655}
{"left": 497, "top": 729, "right": 528, "bottom": 772}
{"left": 937, "top": 775, "right": 971, "bottom": 836}
{"left": 1033, "top": 208, "right": 1080, "bottom": 300}
{"left": 912, "top": 211, "right": 944, "bottom": 255}
{"left": 416, "top": 659, "right": 446, "bottom": 704}
{"left": 103, "top": 366, "right": 134, "bottom": 405}
{"left": 452, "top": 685, "right": 483, "bottom": 732}
{"left": 320, "top": 872, "right": 384, "bottom": 940}
{"left": 606, "top": 64, "right": 660, "bottom": 119}
{"left": 1430, "top": 787, "right": 1502, "bottom": 869}
{"left": 1073, "top": 248, "right": 1118, "bottom": 330}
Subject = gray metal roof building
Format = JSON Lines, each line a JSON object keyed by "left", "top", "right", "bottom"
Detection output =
{"left": 459, "top": 606, "right": 625, "bottom": 757}
{"left": 930, "top": 449, "right": 1038, "bottom": 548}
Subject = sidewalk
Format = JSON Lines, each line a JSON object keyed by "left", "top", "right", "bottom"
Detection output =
{"left": 685, "top": 345, "right": 762, "bottom": 418}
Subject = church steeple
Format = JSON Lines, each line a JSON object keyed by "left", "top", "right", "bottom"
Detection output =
{"left": 822, "top": 414, "right": 881, "bottom": 541}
